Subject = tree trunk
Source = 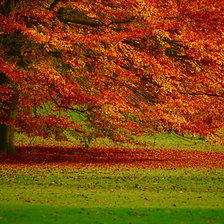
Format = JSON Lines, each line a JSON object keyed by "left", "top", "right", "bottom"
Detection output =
{"left": 0, "top": 122, "right": 16, "bottom": 155}
{"left": 0, "top": 72, "right": 18, "bottom": 155}
{"left": 0, "top": 1, "right": 21, "bottom": 155}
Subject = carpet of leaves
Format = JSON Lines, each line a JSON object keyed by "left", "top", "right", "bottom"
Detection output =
{"left": 0, "top": 147, "right": 223, "bottom": 169}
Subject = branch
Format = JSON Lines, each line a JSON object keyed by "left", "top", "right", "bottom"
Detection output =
{"left": 0, "top": 0, "right": 20, "bottom": 15}
{"left": 107, "top": 75, "right": 157, "bottom": 104}
{"left": 59, "top": 18, "right": 103, "bottom": 27}
{"left": 57, "top": 7, "right": 135, "bottom": 28}
{"left": 126, "top": 85, "right": 157, "bottom": 104}
{"left": 115, "top": 63, "right": 162, "bottom": 88}
{"left": 48, "top": 0, "right": 61, "bottom": 10}
{"left": 123, "top": 40, "right": 141, "bottom": 48}
{"left": 48, "top": 89, "right": 83, "bottom": 114}
{"left": 48, "top": 89, "right": 100, "bottom": 113}
{"left": 106, "top": 17, "right": 135, "bottom": 26}
{"left": 178, "top": 91, "right": 224, "bottom": 98}
{"left": 57, "top": 7, "right": 104, "bottom": 27}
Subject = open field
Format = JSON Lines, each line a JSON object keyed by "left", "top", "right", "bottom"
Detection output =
{"left": 0, "top": 144, "right": 224, "bottom": 224}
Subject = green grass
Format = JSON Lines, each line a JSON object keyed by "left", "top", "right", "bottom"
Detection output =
{"left": 3, "top": 132, "right": 224, "bottom": 223}
{"left": 15, "top": 132, "right": 224, "bottom": 152}
{"left": 1, "top": 204, "right": 223, "bottom": 224}
{"left": 0, "top": 166, "right": 223, "bottom": 223}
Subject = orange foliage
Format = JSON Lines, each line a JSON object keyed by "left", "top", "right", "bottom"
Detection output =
{"left": 0, "top": 0, "right": 223, "bottom": 144}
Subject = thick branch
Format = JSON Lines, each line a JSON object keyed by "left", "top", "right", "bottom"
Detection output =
{"left": 57, "top": 7, "right": 134, "bottom": 28}
{"left": 48, "top": 0, "right": 61, "bottom": 10}
{"left": 57, "top": 8, "right": 104, "bottom": 27}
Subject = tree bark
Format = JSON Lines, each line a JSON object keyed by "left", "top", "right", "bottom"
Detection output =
{"left": 0, "top": 122, "right": 16, "bottom": 155}
{"left": 0, "top": 0, "right": 22, "bottom": 155}
{"left": 0, "top": 73, "right": 17, "bottom": 155}
{"left": 0, "top": 0, "right": 20, "bottom": 15}
{"left": 0, "top": 123, "right": 8, "bottom": 154}
{"left": 0, "top": 106, "right": 17, "bottom": 155}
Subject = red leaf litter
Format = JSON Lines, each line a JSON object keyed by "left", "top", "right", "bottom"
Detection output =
{"left": 0, "top": 147, "right": 223, "bottom": 168}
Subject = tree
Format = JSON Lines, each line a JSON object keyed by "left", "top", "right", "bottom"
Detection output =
{"left": 0, "top": 0, "right": 223, "bottom": 154}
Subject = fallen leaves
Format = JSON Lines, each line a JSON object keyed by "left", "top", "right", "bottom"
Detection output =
{"left": 0, "top": 146, "right": 223, "bottom": 169}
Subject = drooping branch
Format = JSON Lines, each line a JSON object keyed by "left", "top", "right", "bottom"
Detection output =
{"left": 126, "top": 85, "right": 157, "bottom": 104}
{"left": 59, "top": 18, "right": 103, "bottom": 27}
{"left": 48, "top": 0, "right": 61, "bottom": 10}
{"left": 48, "top": 89, "right": 84, "bottom": 114}
{"left": 106, "top": 17, "right": 135, "bottom": 27}
{"left": 178, "top": 91, "right": 224, "bottom": 98}
{"left": 57, "top": 7, "right": 135, "bottom": 28}
{"left": 48, "top": 89, "right": 100, "bottom": 114}
{"left": 107, "top": 75, "right": 157, "bottom": 105}
{"left": 115, "top": 63, "right": 162, "bottom": 88}
{"left": 57, "top": 7, "right": 104, "bottom": 27}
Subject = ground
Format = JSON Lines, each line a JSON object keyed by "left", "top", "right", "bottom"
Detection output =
{"left": 0, "top": 136, "right": 224, "bottom": 224}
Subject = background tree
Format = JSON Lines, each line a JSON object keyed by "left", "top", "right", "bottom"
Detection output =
{"left": 0, "top": 0, "right": 223, "bottom": 154}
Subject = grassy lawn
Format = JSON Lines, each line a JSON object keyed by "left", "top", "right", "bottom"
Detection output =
{"left": 0, "top": 133, "right": 223, "bottom": 223}
{"left": 15, "top": 132, "right": 224, "bottom": 152}
{"left": 0, "top": 165, "right": 224, "bottom": 224}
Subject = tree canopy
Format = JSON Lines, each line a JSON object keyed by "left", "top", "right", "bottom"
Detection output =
{"left": 0, "top": 0, "right": 223, "bottom": 153}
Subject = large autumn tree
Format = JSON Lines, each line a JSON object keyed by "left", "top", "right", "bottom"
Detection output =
{"left": 0, "top": 0, "right": 223, "bottom": 154}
